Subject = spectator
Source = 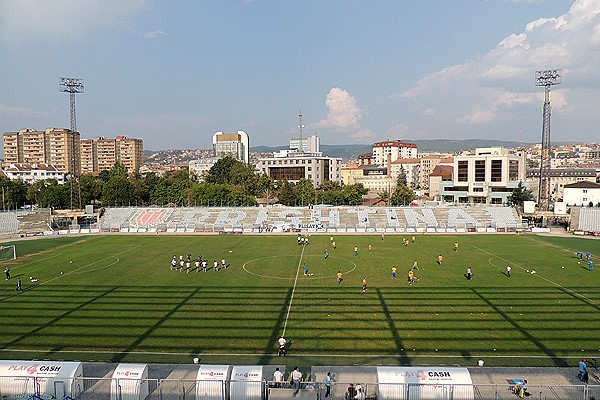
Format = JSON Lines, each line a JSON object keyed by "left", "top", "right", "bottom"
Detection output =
{"left": 324, "top": 372, "right": 332, "bottom": 398}
{"left": 579, "top": 359, "right": 588, "bottom": 383}
{"left": 273, "top": 368, "right": 283, "bottom": 388}
{"left": 291, "top": 366, "right": 302, "bottom": 397}
{"left": 345, "top": 383, "right": 356, "bottom": 400}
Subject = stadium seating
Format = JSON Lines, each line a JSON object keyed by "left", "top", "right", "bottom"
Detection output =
{"left": 577, "top": 208, "right": 600, "bottom": 232}
{"left": 98, "top": 205, "right": 523, "bottom": 232}
{"left": 0, "top": 211, "right": 19, "bottom": 234}
{"left": 17, "top": 209, "right": 51, "bottom": 234}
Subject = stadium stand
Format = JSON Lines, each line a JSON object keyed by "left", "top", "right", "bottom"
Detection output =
{"left": 0, "top": 211, "right": 19, "bottom": 235}
{"left": 575, "top": 207, "right": 600, "bottom": 233}
{"left": 17, "top": 209, "right": 51, "bottom": 234}
{"left": 98, "top": 205, "right": 524, "bottom": 232}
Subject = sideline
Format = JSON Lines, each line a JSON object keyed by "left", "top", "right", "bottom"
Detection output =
{"left": 0, "top": 347, "right": 590, "bottom": 359}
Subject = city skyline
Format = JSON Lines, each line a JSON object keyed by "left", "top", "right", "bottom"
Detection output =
{"left": 1, "top": 0, "right": 599, "bottom": 158}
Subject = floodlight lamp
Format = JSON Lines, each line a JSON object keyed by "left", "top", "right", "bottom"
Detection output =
{"left": 535, "top": 69, "right": 561, "bottom": 86}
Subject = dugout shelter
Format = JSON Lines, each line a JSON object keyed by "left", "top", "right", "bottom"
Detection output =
{"left": 110, "top": 363, "right": 149, "bottom": 400}
{"left": 230, "top": 365, "right": 263, "bottom": 400}
{"left": 0, "top": 360, "right": 82, "bottom": 400}
{"left": 196, "top": 365, "right": 231, "bottom": 400}
{"left": 377, "top": 367, "right": 474, "bottom": 400}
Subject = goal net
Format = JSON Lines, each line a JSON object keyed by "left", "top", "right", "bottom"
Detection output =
{"left": 0, "top": 245, "right": 16, "bottom": 261}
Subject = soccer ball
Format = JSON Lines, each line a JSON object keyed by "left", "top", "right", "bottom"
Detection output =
{"left": 70, "top": 260, "right": 73, "bottom": 264}
{"left": 60, "top": 272, "right": 63, "bottom": 274}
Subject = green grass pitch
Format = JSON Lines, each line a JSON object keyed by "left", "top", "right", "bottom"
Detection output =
{"left": 0, "top": 233, "right": 599, "bottom": 367}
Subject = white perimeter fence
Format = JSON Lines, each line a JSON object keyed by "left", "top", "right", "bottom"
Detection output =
{"left": 0, "top": 377, "right": 598, "bottom": 400}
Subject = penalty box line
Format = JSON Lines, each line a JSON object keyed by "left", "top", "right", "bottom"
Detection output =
{"left": 472, "top": 244, "right": 596, "bottom": 305}
{"left": 0, "top": 244, "right": 143, "bottom": 302}
{"left": 282, "top": 244, "right": 305, "bottom": 337}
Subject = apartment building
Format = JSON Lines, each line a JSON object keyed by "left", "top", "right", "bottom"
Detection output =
{"left": 372, "top": 140, "right": 417, "bottom": 167}
{"left": 3, "top": 128, "right": 80, "bottom": 174}
{"left": 46, "top": 128, "right": 80, "bottom": 175}
{"left": 2, "top": 129, "right": 142, "bottom": 175}
{"left": 116, "top": 136, "right": 144, "bottom": 173}
{"left": 80, "top": 139, "right": 97, "bottom": 175}
{"left": 390, "top": 158, "right": 420, "bottom": 188}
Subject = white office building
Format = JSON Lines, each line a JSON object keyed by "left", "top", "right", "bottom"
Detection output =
{"left": 438, "top": 147, "right": 526, "bottom": 204}
{"left": 212, "top": 131, "right": 249, "bottom": 164}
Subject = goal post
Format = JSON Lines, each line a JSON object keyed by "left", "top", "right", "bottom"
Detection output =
{"left": 0, "top": 245, "right": 16, "bottom": 261}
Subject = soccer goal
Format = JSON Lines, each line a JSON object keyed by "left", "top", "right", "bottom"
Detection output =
{"left": 0, "top": 245, "right": 16, "bottom": 261}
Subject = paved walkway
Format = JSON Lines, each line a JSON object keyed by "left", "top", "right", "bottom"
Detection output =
{"left": 82, "top": 362, "right": 598, "bottom": 386}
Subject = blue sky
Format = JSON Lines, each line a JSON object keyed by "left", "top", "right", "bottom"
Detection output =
{"left": 1, "top": 0, "right": 599, "bottom": 154}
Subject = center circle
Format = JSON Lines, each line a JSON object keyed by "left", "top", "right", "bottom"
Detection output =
{"left": 243, "top": 254, "right": 356, "bottom": 280}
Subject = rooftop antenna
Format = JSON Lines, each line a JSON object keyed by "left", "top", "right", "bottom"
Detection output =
{"left": 60, "top": 77, "right": 84, "bottom": 210}
{"left": 535, "top": 69, "right": 561, "bottom": 212}
{"left": 298, "top": 108, "right": 304, "bottom": 137}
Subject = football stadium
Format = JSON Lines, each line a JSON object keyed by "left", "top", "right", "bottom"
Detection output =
{"left": 1, "top": 205, "right": 600, "bottom": 399}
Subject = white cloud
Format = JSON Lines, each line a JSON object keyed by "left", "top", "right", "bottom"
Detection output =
{"left": 313, "top": 88, "right": 362, "bottom": 130}
{"left": 386, "top": 124, "right": 410, "bottom": 137}
{"left": 0, "top": 0, "right": 148, "bottom": 43}
{"left": 393, "top": 0, "right": 600, "bottom": 135}
{"left": 350, "top": 129, "right": 376, "bottom": 140}
{"left": 144, "top": 30, "right": 167, "bottom": 39}
{"left": 0, "top": 104, "right": 51, "bottom": 117}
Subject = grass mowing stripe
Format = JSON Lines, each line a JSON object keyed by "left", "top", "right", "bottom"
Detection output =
{"left": 282, "top": 244, "right": 305, "bottom": 337}
{"left": 472, "top": 244, "right": 597, "bottom": 306}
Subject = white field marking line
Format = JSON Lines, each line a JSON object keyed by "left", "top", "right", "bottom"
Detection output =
{"left": 8, "top": 253, "right": 62, "bottom": 269}
{"left": 39, "top": 244, "right": 142, "bottom": 285}
{"left": 242, "top": 255, "right": 356, "bottom": 280}
{"left": 69, "top": 257, "right": 119, "bottom": 274}
{"left": 0, "top": 347, "right": 587, "bottom": 359}
{"left": 282, "top": 245, "right": 305, "bottom": 337}
{"left": 472, "top": 244, "right": 597, "bottom": 305}
{"left": 0, "top": 244, "right": 142, "bottom": 301}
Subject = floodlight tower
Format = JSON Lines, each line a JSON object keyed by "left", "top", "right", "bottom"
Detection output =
{"left": 535, "top": 69, "right": 561, "bottom": 212}
{"left": 60, "top": 77, "right": 84, "bottom": 210}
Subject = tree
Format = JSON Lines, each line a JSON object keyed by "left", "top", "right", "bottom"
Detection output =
{"left": 0, "top": 177, "right": 28, "bottom": 209}
{"left": 110, "top": 161, "right": 128, "bottom": 178}
{"left": 295, "top": 178, "right": 316, "bottom": 206}
{"left": 318, "top": 189, "right": 344, "bottom": 205}
{"left": 343, "top": 184, "right": 368, "bottom": 206}
{"left": 256, "top": 174, "right": 276, "bottom": 200}
{"left": 378, "top": 191, "right": 390, "bottom": 205}
{"left": 277, "top": 180, "right": 297, "bottom": 206}
{"left": 396, "top": 166, "right": 407, "bottom": 187}
{"left": 205, "top": 156, "right": 258, "bottom": 194}
{"left": 79, "top": 174, "right": 104, "bottom": 205}
{"left": 39, "top": 182, "right": 70, "bottom": 209}
{"left": 508, "top": 181, "right": 534, "bottom": 207}
{"left": 102, "top": 175, "right": 135, "bottom": 206}
{"left": 390, "top": 185, "right": 416, "bottom": 206}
